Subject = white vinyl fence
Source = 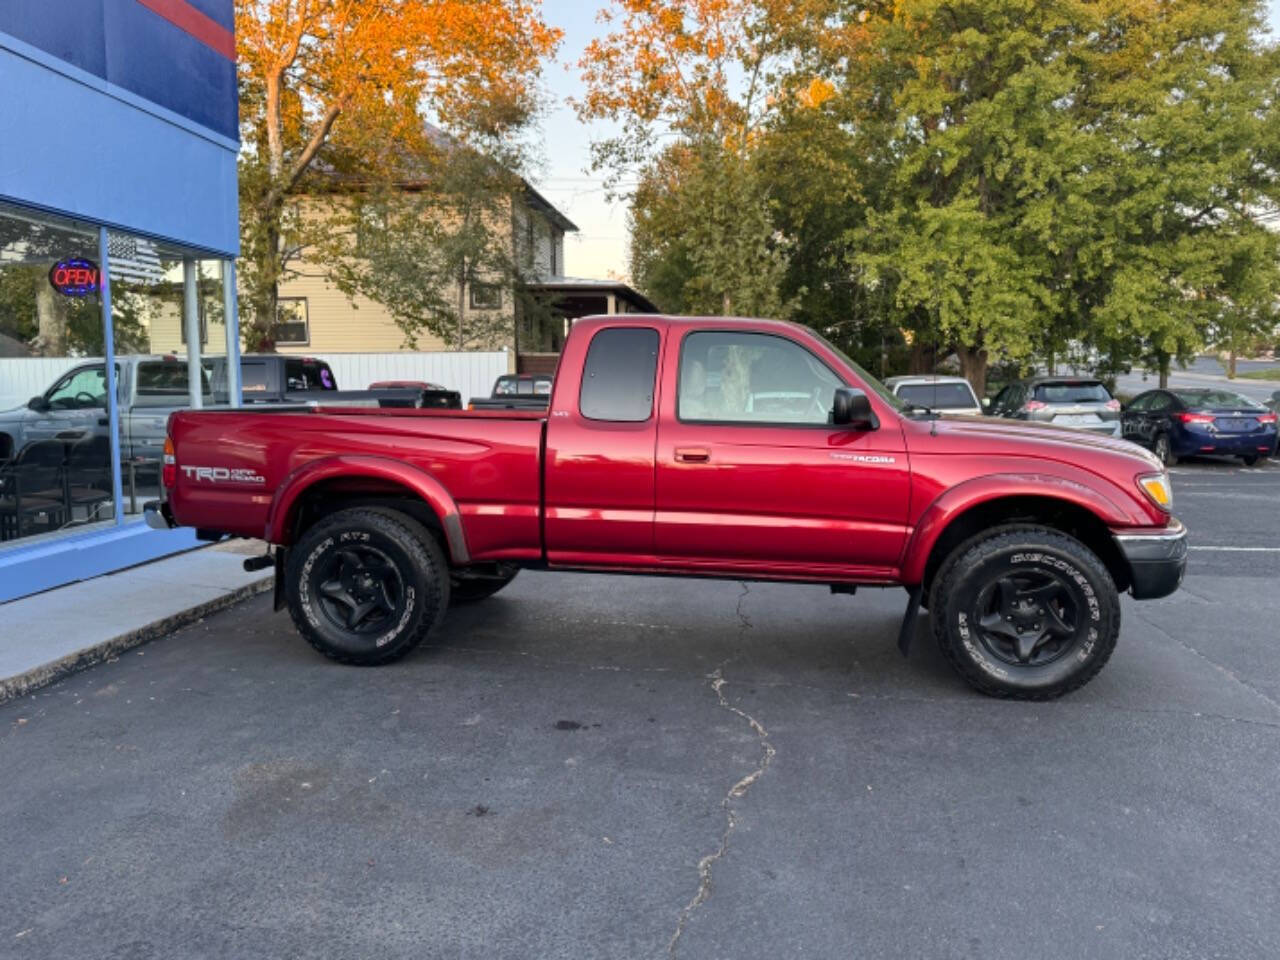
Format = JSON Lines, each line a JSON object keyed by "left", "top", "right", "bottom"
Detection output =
{"left": 0, "top": 351, "right": 511, "bottom": 411}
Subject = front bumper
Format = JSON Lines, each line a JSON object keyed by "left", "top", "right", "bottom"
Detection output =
{"left": 1114, "top": 520, "right": 1187, "bottom": 600}
{"left": 144, "top": 499, "right": 176, "bottom": 530}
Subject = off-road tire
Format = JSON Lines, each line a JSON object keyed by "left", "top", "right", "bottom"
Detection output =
{"left": 451, "top": 568, "right": 518, "bottom": 604}
{"left": 928, "top": 525, "right": 1121, "bottom": 700}
{"left": 286, "top": 507, "right": 449, "bottom": 665}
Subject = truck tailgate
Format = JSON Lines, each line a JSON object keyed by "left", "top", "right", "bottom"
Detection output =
{"left": 166, "top": 407, "right": 546, "bottom": 561}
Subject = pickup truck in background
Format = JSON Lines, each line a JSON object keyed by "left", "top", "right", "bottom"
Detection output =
{"left": 222, "top": 355, "right": 452, "bottom": 409}
{"left": 467, "top": 372, "right": 553, "bottom": 411}
{"left": 149, "top": 315, "right": 1187, "bottom": 700}
{"left": 0, "top": 355, "right": 216, "bottom": 463}
{"left": 0, "top": 354, "right": 446, "bottom": 463}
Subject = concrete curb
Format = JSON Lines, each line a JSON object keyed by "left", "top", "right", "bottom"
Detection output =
{"left": 0, "top": 575, "right": 272, "bottom": 705}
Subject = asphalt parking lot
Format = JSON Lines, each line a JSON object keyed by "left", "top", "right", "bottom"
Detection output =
{"left": 3, "top": 457, "right": 1279, "bottom": 959}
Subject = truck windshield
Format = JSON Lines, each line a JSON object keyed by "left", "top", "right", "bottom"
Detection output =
{"left": 810, "top": 332, "right": 907, "bottom": 412}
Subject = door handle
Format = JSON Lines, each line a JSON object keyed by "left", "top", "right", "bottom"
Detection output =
{"left": 674, "top": 447, "right": 711, "bottom": 463}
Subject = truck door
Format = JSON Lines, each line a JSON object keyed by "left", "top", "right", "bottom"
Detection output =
{"left": 544, "top": 324, "right": 662, "bottom": 564}
{"left": 654, "top": 327, "right": 910, "bottom": 574}
{"left": 26, "top": 364, "right": 110, "bottom": 445}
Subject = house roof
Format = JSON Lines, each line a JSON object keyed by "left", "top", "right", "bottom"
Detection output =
{"left": 526, "top": 277, "right": 657, "bottom": 312}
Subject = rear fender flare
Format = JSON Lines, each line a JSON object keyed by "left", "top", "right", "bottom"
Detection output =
{"left": 900, "top": 472, "right": 1135, "bottom": 585}
{"left": 266, "top": 455, "right": 470, "bottom": 563}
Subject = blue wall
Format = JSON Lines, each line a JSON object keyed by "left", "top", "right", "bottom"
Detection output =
{"left": 0, "top": 0, "right": 239, "bottom": 256}
{"left": 0, "top": 0, "right": 237, "bottom": 140}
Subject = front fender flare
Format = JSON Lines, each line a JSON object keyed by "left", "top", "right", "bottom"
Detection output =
{"left": 900, "top": 472, "right": 1136, "bottom": 585}
{"left": 265, "top": 454, "right": 470, "bottom": 563}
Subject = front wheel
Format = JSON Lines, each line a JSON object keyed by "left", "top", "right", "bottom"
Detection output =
{"left": 928, "top": 525, "right": 1121, "bottom": 700}
{"left": 286, "top": 507, "right": 449, "bottom": 665}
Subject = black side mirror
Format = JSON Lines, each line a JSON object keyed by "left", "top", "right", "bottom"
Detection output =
{"left": 832, "top": 388, "right": 879, "bottom": 429}
{"left": 27, "top": 396, "right": 50, "bottom": 413}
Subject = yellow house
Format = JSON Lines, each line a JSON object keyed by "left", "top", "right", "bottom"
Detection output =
{"left": 145, "top": 182, "right": 655, "bottom": 372}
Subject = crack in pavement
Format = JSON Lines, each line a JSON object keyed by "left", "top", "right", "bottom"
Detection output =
{"left": 668, "top": 583, "right": 776, "bottom": 958}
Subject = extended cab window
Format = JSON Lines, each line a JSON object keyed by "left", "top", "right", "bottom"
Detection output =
{"left": 135, "top": 361, "right": 213, "bottom": 405}
{"left": 579, "top": 327, "right": 659, "bottom": 422}
{"left": 679, "top": 331, "right": 841, "bottom": 425}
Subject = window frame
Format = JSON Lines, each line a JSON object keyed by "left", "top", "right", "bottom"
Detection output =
{"left": 274, "top": 297, "right": 310, "bottom": 346}
{"left": 469, "top": 282, "right": 502, "bottom": 310}
{"left": 577, "top": 325, "right": 660, "bottom": 423}
{"left": 675, "top": 329, "right": 849, "bottom": 429}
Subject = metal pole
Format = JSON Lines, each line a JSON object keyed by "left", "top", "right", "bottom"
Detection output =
{"left": 98, "top": 227, "right": 126, "bottom": 526}
{"left": 222, "top": 259, "right": 241, "bottom": 407}
{"left": 182, "top": 257, "right": 203, "bottom": 409}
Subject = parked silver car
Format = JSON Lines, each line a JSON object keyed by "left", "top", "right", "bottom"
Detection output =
{"left": 988, "top": 377, "right": 1122, "bottom": 436}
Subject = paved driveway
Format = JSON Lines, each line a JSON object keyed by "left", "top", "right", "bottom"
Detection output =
{"left": 4, "top": 460, "right": 1279, "bottom": 959}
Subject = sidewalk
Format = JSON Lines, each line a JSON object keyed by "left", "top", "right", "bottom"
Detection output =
{"left": 0, "top": 540, "right": 272, "bottom": 703}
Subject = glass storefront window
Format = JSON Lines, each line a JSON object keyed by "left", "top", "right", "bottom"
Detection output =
{"left": 1, "top": 201, "right": 238, "bottom": 547}
{"left": 108, "top": 234, "right": 230, "bottom": 517}
{"left": 0, "top": 201, "right": 115, "bottom": 545}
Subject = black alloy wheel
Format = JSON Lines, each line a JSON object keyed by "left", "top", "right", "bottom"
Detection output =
{"left": 972, "top": 570, "right": 1080, "bottom": 667}
{"left": 929, "top": 524, "right": 1121, "bottom": 699}
{"left": 314, "top": 544, "right": 404, "bottom": 635}
{"left": 286, "top": 507, "right": 449, "bottom": 665}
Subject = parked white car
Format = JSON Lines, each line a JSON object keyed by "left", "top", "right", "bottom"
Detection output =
{"left": 884, "top": 375, "right": 984, "bottom": 415}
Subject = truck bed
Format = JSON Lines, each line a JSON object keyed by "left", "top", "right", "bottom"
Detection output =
{"left": 166, "top": 405, "right": 547, "bottom": 561}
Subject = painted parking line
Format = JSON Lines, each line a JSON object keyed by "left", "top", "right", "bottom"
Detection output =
{"left": 1188, "top": 546, "right": 1280, "bottom": 552}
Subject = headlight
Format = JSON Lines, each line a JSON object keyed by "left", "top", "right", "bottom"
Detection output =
{"left": 1137, "top": 472, "right": 1172, "bottom": 512}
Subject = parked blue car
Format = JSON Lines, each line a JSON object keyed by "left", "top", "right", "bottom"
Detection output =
{"left": 1121, "top": 388, "right": 1279, "bottom": 466}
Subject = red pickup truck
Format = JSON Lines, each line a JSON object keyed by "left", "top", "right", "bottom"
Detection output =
{"left": 147, "top": 315, "right": 1186, "bottom": 699}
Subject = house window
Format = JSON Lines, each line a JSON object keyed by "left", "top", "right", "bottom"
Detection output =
{"left": 275, "top": 298, "right": 310, "bottom": 345}
{"left": 470, "top": 283, "right": 502, "bottom": 310}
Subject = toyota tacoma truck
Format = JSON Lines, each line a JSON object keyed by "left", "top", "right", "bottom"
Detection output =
{"left": 147, "top": 316, "right": 1186, "bottom": 699}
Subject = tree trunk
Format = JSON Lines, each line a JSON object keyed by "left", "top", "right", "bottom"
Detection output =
{"left": 247, "top": 216, "right": 281, "bottom": 352}
{"left": 456, "top": 264, "right": 466, "bottom": 351}
{"left": 1046, "top": 346, "right": 1056, "bottom": 377}
{"left": 1228, "top": 346, "right": 1237, "bottom": 379}
{"left": 907, "top": 340, "right": 935, "bottom": 374}
{"left": 34, "top": 274, "right": 68, "bottom": 356}
{"left": 956, "top": 344, "right": 989, "bottom": 398}
{"left": 1157, "top": 352, "right": 1170, "bottom": 389}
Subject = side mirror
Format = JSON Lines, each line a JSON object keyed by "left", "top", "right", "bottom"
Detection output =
{"left": 27, "top": 395, "right": 50, "bottom": 413}
{"left": 832, "top": 388, "right": 879, "bottom": 429}
{"left": 981, "top": 397, "right": 991, "bottom": 409}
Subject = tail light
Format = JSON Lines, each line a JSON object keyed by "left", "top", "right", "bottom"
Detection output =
{"left": 1104, "top": 399, "right": 1121, "bottom": 411}
{"left": 1258, "top": 412, "right": 1277, "bottom": 425}
{"left": 1022, "top": 400, "right": 1048, "bottom": 412}
{"left": 162, "top": 436, "right": 176, "bottom": 489}
{"left": 1177, "top": 412, "right": 1215, "bottom": 425}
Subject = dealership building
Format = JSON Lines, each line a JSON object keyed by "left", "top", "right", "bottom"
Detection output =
{"left": 0, "top": 1, "right": 242, "bottom": 601}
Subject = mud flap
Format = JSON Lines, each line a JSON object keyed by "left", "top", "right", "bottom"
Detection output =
{"left": 273, "top": 548, "right": 288, "bottom": 612}
{"left": 897, "top": 585, "right": 922, "bottom": 657}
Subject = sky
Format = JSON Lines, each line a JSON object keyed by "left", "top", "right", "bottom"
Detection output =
{"left": 531, "top": 0, "right": 1280, "bottom": 284}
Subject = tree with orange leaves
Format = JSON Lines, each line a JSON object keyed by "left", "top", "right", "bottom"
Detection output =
{"left": 236, "top": 0, "right": 560, "bottom": 348}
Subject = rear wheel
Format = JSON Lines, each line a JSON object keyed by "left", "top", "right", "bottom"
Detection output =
{"left": 1153, "top": 432, "right": 1176, "bottom": 466}
{"left": 286, "top": 507, "right": 448, "bottom": 665}
{"left": 929, "top": 525, "right": 1120, "bottom": 700}
{"left": 1241, "top": 454, "right": 1260, "bottom": 467}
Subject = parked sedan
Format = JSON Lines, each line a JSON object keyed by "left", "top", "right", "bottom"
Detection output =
{"left": 988, "top": 377, "right": 1121, "bottom": 436}
{"left": 884, "top": 375, "right": 984, "bottom": 415}
{"left": 1121, "top": 388, "right": 1278, "bottom": 465}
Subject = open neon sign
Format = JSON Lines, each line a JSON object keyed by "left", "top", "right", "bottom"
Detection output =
{"left": 49, "top": 258, "right": 101, "bottom": 297}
